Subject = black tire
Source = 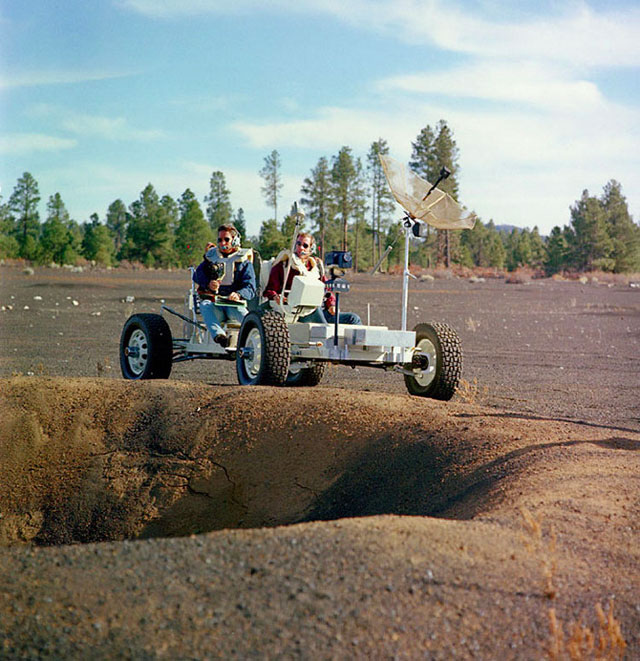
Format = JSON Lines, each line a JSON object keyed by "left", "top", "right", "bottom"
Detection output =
{"left": 286, "top": 362, "right": 326, "bottom": 387}
{"left": 120, "top": 313, "right": 173, "bottom": 380}
{"left": 236, "top": 310, "right": 290, "bottom": 386}
{"left": 404, "top": 322, "right": 462, "bottom": 400}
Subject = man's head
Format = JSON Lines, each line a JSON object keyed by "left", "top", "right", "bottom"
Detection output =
{"left": 294, "top": 232, "right": 315, "bottom": 259}
{"left": 217, "top": 224, "right": 240, "bottom": 255}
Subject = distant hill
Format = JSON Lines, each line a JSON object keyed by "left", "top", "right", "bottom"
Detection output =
{"left": 495, "top": 224, "right": 520, "bottom": 233}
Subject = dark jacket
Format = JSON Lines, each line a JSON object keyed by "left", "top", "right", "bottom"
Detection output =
{"left": 193, "top": 256, "right": 256, "bottom": 302}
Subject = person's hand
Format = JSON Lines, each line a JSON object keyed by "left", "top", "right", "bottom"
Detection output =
{"left": 228, "top": 292, "right": 241, "bottom": 302}
{"left": 273, "top": 293, "right": 281, "bottom": 304}
{"left": 208, "top": 280, "right": 220, "bottom": 293}
{"left": 327, "top": 305, "right": 336, "bottom": 317}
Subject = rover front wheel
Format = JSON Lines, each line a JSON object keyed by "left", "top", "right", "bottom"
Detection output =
{"left": 236, "top": 311, "right": 290, "bottom": 386}
{"left": 404, "top": 322, "right": 462, "bottom": 400}
{"left": 120, "top": 313, "right": 173, "bottom": 380}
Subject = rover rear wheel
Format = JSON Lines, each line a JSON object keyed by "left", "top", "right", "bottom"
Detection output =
{"left": 404, "top": 322, "right": 462, "bottom": 400}
{"left": 120, "top": 313, "right": 173, "bottom": 380}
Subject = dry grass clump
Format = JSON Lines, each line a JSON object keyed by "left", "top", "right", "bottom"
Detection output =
{"left": 505, "top": 267, "right": 537, "bottom": 284}
{"left": 456, "top": 377, "right": 488, "bottom": 404}
{"left": 553, "top": 270, "right": 640, "bottom": 285}
{"left": 520, "top": 509, "right": 627, "bottom": 660}
{"left": 548, "top": 600, "right": 626, "bottom": 660}
{"left": 521, "top": 507, "right": 557, "bottom": 599}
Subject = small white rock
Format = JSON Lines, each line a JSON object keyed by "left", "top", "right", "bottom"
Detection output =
{"left": 72, "top": 300, "right": 79, "bottom": 306}
{"left": 125, "top": 295, "right": 135, "bottom": 303}
{"left": 33, "top": 295, "right": 43, "bottom": 301}
{"left": 23, "top": 305, "right": 29, "bottom": 310}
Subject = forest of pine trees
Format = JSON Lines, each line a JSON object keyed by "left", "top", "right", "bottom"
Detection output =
{"left": 2, "top": 121, "right": 639, "bottom": 274}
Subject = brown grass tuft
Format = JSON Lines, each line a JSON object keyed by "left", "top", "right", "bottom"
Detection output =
{"left": 456, "top": 377, "right": 488, "bottom": 404}
{"left": 547, "top": 600, "right": 626, "bottom": 660}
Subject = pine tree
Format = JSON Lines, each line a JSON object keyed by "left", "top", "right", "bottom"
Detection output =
{"left": 122, "top": 184, "right": 173, "bottom": 267}
{"left": 175, "top": 189, "right": 213, "bottom": 267}
{"left": 410, "top": 126, "right": 437, "bottom": 181}
{"left": 0, "top": 195, "right": 19, "bottom": 258}
{"left": 9, "top": 172, "right": 41, "bottom": 260}
{"left": 544, "top": 226, "right": 568, "bottom": 275}
{"left": 205, "top": 171, "right": 233, "bottom": 230}
{"left": 410, "top": 121, "right": 461, "bottom": 267}
{"left": 601, "top": 180, "right": 640, "bottom": 273}
{"left": 432, "top": 120, "right": 460, "bottom": 200}
{"left": 488, "top": 232, "right": 506, "bottom": 269}
{"left": 301, "top": 156, "right": 332, "bottom": 257}
{"left": 331, "top": 146, "right": 357, "bottom": 251}
{"left": 351, "top": 158, "right": 369, "bottom": 270}
{"left": 106, "top": 199, "right": 128, "bottom": 255}
{"left": 232, "top": 207, "right": 247, "bottom": 243}
{"left": 260, "top": 150, "right": 283, "bottom": 222}
{"left": 257, "top": 218, "right": 286, "bottom": 259}
{"left": 367, "top": 139, "right": 395, "bottom": 265}
{"left": 39, "top": 193, "right": 76, "bottom": 265}
{"left": 82, "top": 213, "right": 116, "bottom": 266}
{"left": 566, "top": 190, "right": 613, "bottom": 271}
{"left": 528, "top": 227, "right": 547, "bottom": 269}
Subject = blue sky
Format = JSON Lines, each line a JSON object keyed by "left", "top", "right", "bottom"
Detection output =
{"left": 1, "top": 0, "right": 639, "bottom": 237}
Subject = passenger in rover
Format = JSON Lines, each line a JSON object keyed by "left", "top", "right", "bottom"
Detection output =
{"left": 264, "top": 232, "right": 361, "bottom": 325}
{"left": 193, "top": 224, "right": 256, "bottom": 347}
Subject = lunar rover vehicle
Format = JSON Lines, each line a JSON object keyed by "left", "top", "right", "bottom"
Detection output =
{"left": 119, "top": 156, "right": 475, "bottom": 400}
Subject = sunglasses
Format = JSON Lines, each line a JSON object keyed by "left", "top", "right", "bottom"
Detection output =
{"left": 218, "top": 236, "right": 232, "bottom": 243}
{"left": 296, "top": 240, "right": 310, "bottom": 249}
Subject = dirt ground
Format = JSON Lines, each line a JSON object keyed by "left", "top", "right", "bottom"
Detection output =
{"left": 1, "top": 263, "right": 639, "bottom": 659}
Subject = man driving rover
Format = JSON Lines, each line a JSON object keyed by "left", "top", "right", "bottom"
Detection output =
{"left": 193, "top": 224, "right": 256, "bottom": 347}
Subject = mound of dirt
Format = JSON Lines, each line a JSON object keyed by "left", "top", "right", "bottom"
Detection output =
{"left": 1, "top": 377, "right": 639, "bottom": 657}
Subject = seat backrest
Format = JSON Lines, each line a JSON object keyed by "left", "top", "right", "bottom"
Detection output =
{"left": 259, "top": 257, "right": 274, "bottom": 303}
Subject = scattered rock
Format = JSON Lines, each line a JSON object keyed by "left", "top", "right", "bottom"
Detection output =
{"left": 22, "top": 267, "right": 34, "bottom": 276}
{"left": 124, "top": 296, "right": 135, "bottom": 303}
{"left": 33, "top": 296, "right": 43, "bottom": 301}
{"left": 469, "top": 276, "right": 485, "bottom": 283}
{"left": 419, "top": 274, "right": 434, "bottom": 282}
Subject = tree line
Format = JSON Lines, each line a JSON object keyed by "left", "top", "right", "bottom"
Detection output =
{"left": 2, "top": 121, "right": 639, "bottom": 274}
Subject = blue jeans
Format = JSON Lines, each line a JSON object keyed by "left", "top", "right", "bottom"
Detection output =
{"left": 325, "top": 310, "right": 362, "bottom": 325}
{"left": 200, "top": 299, "right": 247, "bottom": 337}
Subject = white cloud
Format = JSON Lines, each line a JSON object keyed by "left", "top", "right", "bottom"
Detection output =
{"left": 61, "top": 113, "right": 164, "bottom": 141}
{"left": 232, "top": 107, "right": 411, "bottom": 151}
{"left": 119, "top": 0, "right": 640, "bottom": 68}
{"left": 25, "top": 104, "right": 164, "bottom": 142}
{"left": 0, "top": 69, "right": 135, "bottom": 90}
{"left": 0, "top": 133, "right": 77, "bottom": 155}
{"left": 379, "top": 61, "right": 606, "bottom": 113}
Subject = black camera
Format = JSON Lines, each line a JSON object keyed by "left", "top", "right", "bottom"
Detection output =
{"left": 205, "top": 260, "right": 225, "bottom": 281}
{"left": 324, "top": 251, "right": 353, "bottom": 270}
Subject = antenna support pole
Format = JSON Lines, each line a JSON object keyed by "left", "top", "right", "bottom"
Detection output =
{"left": 401, "top": 217, "right": 412, "bottom": 332}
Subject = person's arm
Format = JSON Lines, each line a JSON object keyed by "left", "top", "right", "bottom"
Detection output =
{"left": 231, "top": 261, "right": 256, "bottom": 301}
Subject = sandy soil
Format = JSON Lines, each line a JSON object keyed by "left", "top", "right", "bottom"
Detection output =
{"left": 1, "top": 263, "right": 639, "bottom": 659}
